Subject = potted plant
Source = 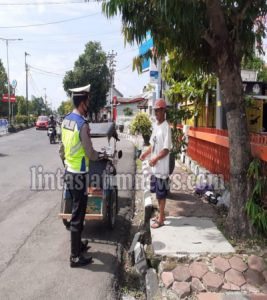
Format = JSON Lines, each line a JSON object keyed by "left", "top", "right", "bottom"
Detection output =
{"left": 130, "top": 112, "right": 152, "bottom": 146}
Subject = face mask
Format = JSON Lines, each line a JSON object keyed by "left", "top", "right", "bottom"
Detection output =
{"left": 82, "top": 100, "right": 90, "bottom": 117}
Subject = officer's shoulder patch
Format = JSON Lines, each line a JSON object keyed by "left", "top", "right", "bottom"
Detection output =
{"left": 62, "top": 119, "right": 76, "bottom": 131}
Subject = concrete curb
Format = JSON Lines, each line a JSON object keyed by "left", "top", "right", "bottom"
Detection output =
{"left": 145, "top": 268, "right": 160, "bottom": 300}
{"left": 134, "top": 242, "right": 147, "bottom": 275}
{"left": 142, "top": 160, "right": 153, "bottom": 224}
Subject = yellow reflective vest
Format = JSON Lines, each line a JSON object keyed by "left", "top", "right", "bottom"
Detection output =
{"left": 61, "top": 112, "right": 89, "bottom": 173}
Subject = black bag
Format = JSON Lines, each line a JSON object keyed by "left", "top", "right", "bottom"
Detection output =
{"left": 169, "top": 151, "right": 175, "bottom": 175}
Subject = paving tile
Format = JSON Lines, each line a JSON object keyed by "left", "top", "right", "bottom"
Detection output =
{"left": 166, "top": 290, "right": 180, "bottom": 300}
{"left": 197, "top": 293, "right": 223, "bottom": 300}
{"left": 212, "top": 257, "right": 231, "bottom": 274}
{"left": 222, "top": 282, "right": 240, "bottom": 291}
{"left": 248, "top": 255, "right": 266, "bottom": 273}
{"left": 229, "top": 256, "right": 248, "bottom": 272}
{"left": 172, "top": 281, "right": 190, "bottom": 298}
{"left": 222, "top": 294, "right": 252, "bottom": 300}
{"left": 161, "top": 271, "right": 174, "bottom": 288}
{"left": 191, "top": 277, "right": 205, "bottom": 292}
{"left": 250, "top": 294, "right": 267, "bottom": 300}
{"left": 241, "top": 283, "right": 260, "bottom": 293}
{"left": 202, "top": 271, "right": 224, "bottom": 292}
{"left": 189, "top": 261, "right": 209, "bottom": 279}
{"left": 172, "top": 265, "right": 191, "bottom": 282}
{"left": 244, "top": 268, "right": 265, "bottom": 287}
{"left": 225, "top": 269, "right": 246, "bottom": 287}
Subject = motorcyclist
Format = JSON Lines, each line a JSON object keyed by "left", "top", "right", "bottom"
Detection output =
{"left": 48, "top": 115, "right": 57, "bottom": 140}
{"left": 48, "top": 115, "right": 57, "bottom": 127}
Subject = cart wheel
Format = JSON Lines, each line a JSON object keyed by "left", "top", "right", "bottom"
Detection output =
{"left": 63, "top": 219, "right": 70, "bottom": 230}
{"left": 108, "top": 189, "right": 117, "bottom": 229}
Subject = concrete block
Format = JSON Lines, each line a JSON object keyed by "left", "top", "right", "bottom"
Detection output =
{"left": 183, "top": 125, "right": 190, "bottom": 136}
{"left": 190, "top": 160, "right": 196, "bottom": 173}
{"left": 194, "top": 165, "right": 200, "bottom": 176}
{"left": 129, "top": 232, "right": 141, "bottom": 253}
{"left": 180, "top": 153, "right": 185, "bottom": 164}
{"left": 134, "top": 242, "right": 148, "bottom": 275}
{"left": 144, "top": 189, "right": 150, "bottom": 199}
{"left": 146, "top": 268, "right": 160, "bottom": 300}
{"left": 145, "top": 204, "right": 153, "bottom": 224}
{"left": 144, "top": 195, "right": 152, "bottom": 207}
{"left": 122, "top": 296, "right": 136, "bottom": 300}
{"left": 185, "top": 156, "right": 191, "bottom": 168}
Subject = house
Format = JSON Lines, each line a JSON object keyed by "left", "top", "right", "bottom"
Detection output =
{"left": 101, "top": 86, "right": 124, "bottom": 121}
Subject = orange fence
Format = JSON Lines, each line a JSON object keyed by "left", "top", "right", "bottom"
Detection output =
{"left": 186, "top": 127, "right": 267, "bottom": 182}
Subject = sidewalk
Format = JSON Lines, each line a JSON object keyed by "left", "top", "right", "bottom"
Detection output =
{"left": 147, "top": 161, "right": 267, "bottom": 299}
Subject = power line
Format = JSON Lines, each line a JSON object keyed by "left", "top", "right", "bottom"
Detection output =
{"left": 29, "top": 65, "right": 65, "bottom": 77}
{"left": 30, "top": 69, "right": 64, "bottom": 78}
{"left": 0, "top": 1, "right": 99, "bottom": 5}
{"left": 0, "top": 12, "right": 101, "bottom": 29}
{"left": 116, "top": 64, "right": 131, "bottom": 72}
{"left": 29, "top": 72, "right": 41, "bottom": 96}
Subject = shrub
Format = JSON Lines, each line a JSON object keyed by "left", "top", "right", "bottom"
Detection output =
{"left": 130, "top": 112, "right": 152, "bottom": 137}
{"left": 15, "top": 115, "right": 28, "bottom": 124}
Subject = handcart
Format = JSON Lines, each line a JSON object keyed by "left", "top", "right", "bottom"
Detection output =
{"left": 59, "top": 122, "right": 122, "bottom": 230}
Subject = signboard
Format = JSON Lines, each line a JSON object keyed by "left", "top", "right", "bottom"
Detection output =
{"left": 11, "top": 80, "right": 17, "bottom": 89}
{"left": 138, "top": 31, "right": 153, "bottom": 72}
{"left": 149, "top": 70, "right": 159, "bottom": 84}
{"left": 241, "top": 69, "right": 258, "bottom": 81}
{"left": 243, "top": 81, "right": 265, "bottom": 95}
{"left": 2, "top": 94, "right": 16, "bottom": 102}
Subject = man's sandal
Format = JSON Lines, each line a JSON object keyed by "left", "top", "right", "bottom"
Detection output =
{"left": 151, "top": 221, "right": 165, "bottom": 229}
{"left": 152, "top": 216, "right": 165, "bottom": 222}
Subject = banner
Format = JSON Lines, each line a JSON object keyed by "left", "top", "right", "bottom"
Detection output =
{"left": 2, "top": 94, "right": 16, "bottom": 102}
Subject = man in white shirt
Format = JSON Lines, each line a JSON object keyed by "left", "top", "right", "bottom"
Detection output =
{"left": 140, "top": 99, "right": 172, "bottom": 228}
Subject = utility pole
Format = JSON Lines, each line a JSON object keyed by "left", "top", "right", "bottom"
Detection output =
{"left": 0, "top": 37, "right": 22, "bottom": 125}
{"left": 25, "top": 52, "right": 30, "bottom": 125}
{"left": 107, "top": 50, "right": 117, "bottom": 121}
{"left": 44, "top": 88, "right": 47, "bottom": 115}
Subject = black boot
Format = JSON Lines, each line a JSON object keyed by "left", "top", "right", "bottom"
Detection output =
{"left": 70, "top": 255, "right": 93, "bottom": 268}
{"left": 70, "top": 232, "right": 92, "bottom": 267}
{"left": 80, "top": 239, "right": 90, "bottom": 252}
{"left": 71, "top": 231, "right": 81, "bottom": 258}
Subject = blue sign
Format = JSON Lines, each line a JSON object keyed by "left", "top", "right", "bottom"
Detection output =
{"left": 138, "top": 32, "right": 154, "bottom": 72}
{"left": 150, "top": 70, "right": 159, "bottom": 79}
{"left": 11, "top": 80, "right": 17, "bottom": 89}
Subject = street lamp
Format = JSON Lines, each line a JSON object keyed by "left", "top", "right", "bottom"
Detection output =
{"left": 0, "top": 37, "right": 23, "bottom": 125}
{"left": 25, "top": 52, "right": 30, "bottom": 125}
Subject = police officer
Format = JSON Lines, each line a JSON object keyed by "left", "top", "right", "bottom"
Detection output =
{"left": 61, "top": 84, "right": 99, "bottom": 268}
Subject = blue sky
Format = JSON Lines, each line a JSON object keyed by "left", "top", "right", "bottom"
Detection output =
{"left": 0, "top": 1, "right": 149, "bottom": 109}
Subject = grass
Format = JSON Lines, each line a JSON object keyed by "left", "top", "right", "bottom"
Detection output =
{"left": 214, "top": 205, "right": 267, "bottom": 254}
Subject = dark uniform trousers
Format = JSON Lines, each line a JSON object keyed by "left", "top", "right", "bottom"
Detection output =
{"left": 65, "top": 171, "right": 88, "bottom": 257}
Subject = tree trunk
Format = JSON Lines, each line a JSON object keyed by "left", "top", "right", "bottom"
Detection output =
{"left": 205, "top": 0, "right": 253, "bottom": 237}
{"left": 217, "top": 59, "right": 252, "bottom": 238}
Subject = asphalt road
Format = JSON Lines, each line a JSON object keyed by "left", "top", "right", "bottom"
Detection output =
{"left": 0, "top": 128, "right": 135, "bottom": 300}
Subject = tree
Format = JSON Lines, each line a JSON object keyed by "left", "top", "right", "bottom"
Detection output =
{"left": 103, "top": 1, "right": 267, "bottom": 237}
{"left": 0, "top": 59, "right": 8, "bottom": 117}
{"left": 16, "top": 96, "right": 27, "bottom": 115}
{"left": 123, "top": 107, "right": 133, "bottom": 116}
{"left": 29, "top": 96, "right": 51, "bottom": 116}
{"left": 63, "top": 41, "right": 110, "bottom": 118}
{"left": 58, "top": 100, "right": 73, "bottom": 115}
{"left": 242, "top": 54, "right": 267, "bottom": 82}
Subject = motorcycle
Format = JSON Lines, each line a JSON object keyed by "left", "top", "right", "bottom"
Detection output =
{"left": 48, "top": 126, "right": 56, "bottom": 144}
